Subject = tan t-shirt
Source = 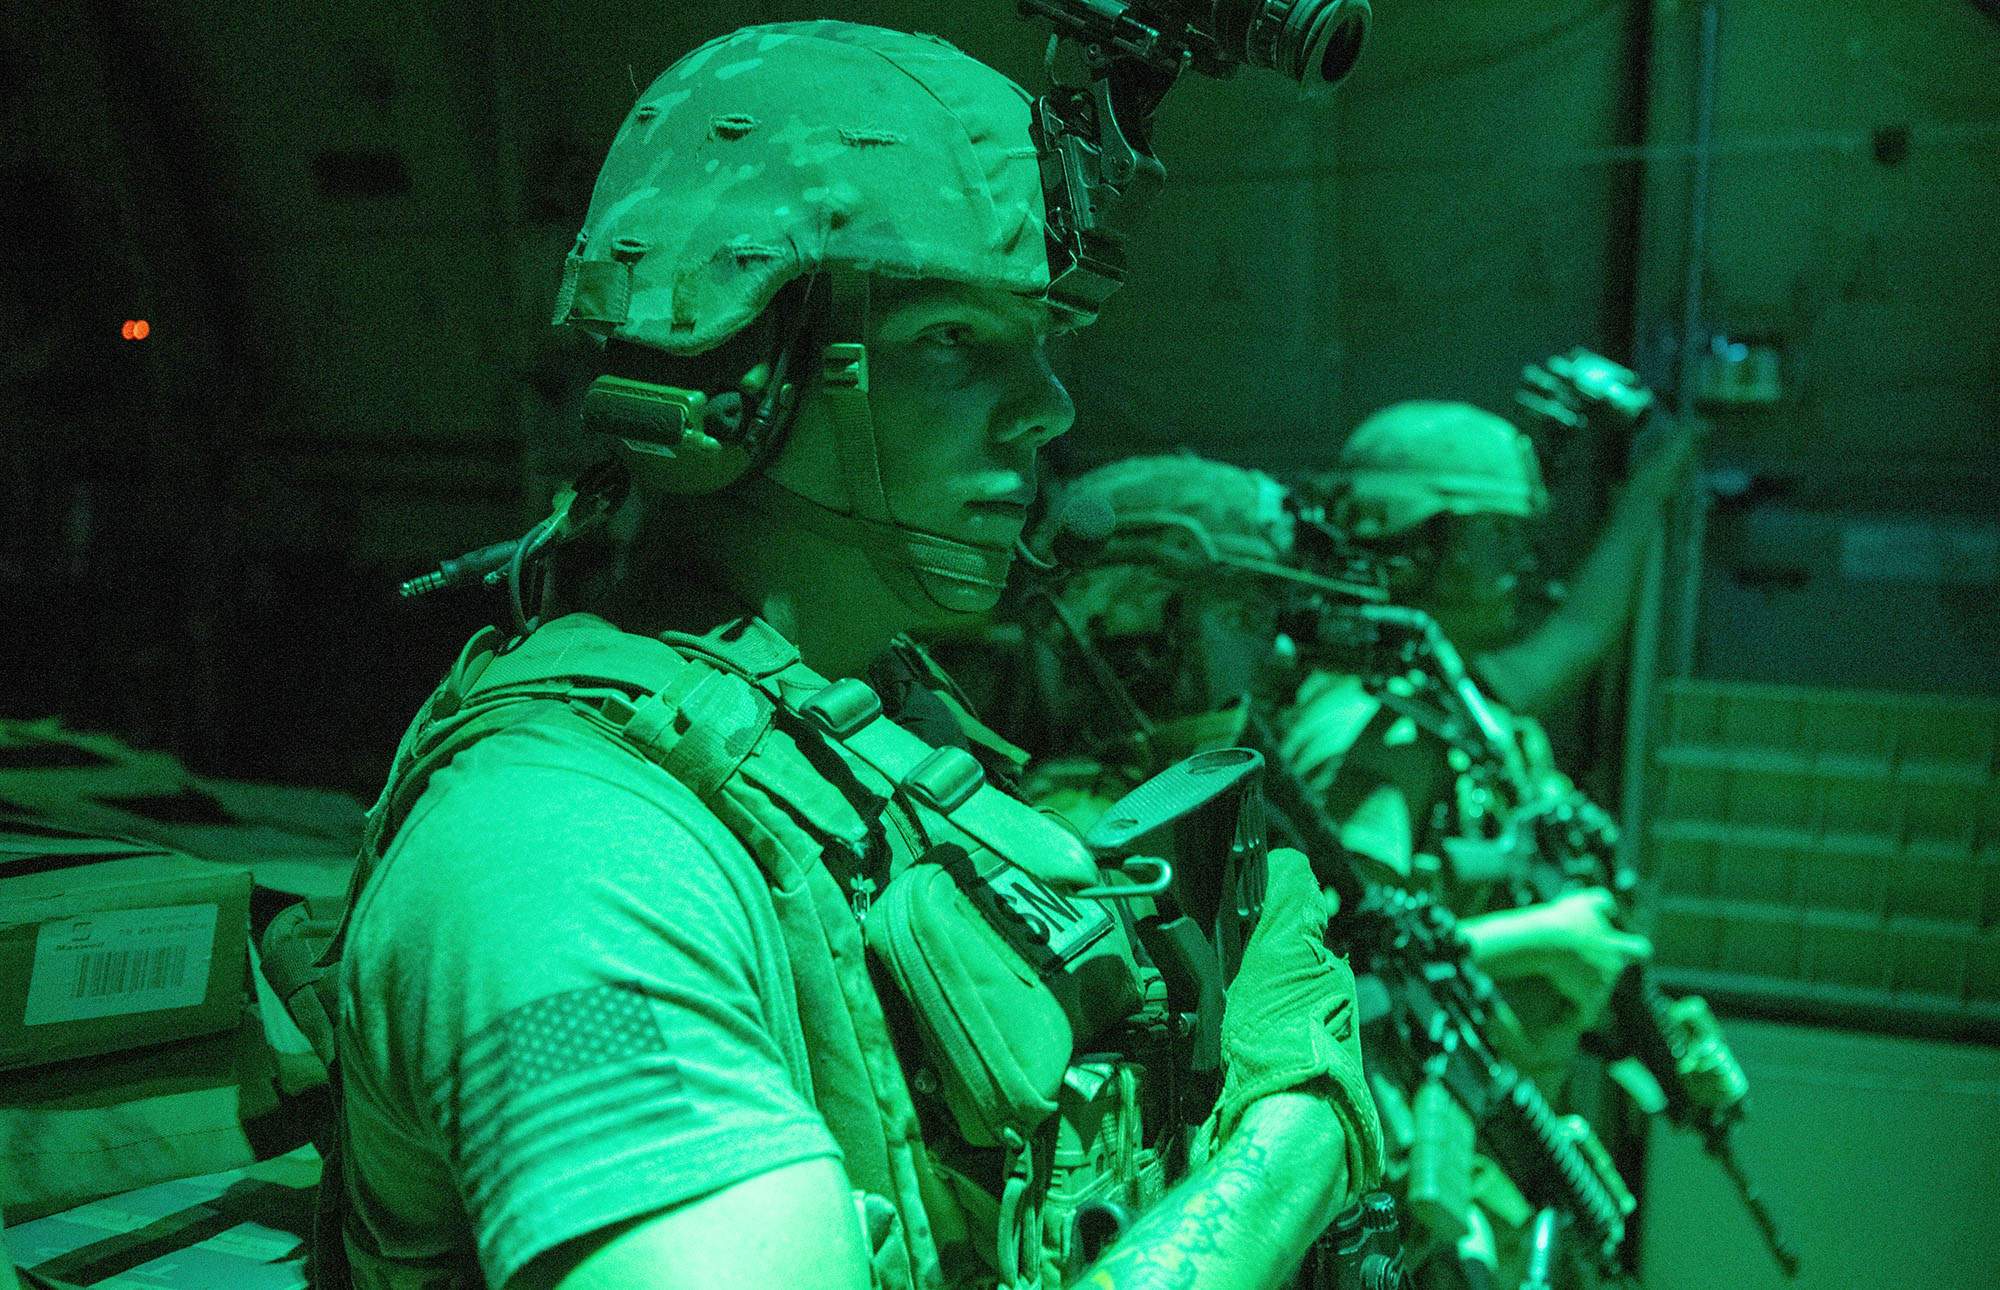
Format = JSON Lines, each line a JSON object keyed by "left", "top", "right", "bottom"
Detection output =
{"left": 336, "top": 715, "right": 840, "bottom": 1290}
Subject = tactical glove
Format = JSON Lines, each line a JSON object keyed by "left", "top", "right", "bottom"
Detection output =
{"left": 1209, "top": 846, "right": 1385, "bottom": 1188}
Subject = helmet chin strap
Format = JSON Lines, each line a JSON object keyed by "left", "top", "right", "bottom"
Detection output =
{"left": 733, "top": 475, "right": 1014, "bottom": 616}
{"left": 804, "top": 267, "right": 1016, "bottom": 616}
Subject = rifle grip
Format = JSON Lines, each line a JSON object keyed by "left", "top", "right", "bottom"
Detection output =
{"left": 1134, "top": 914, "right": 1223, "bottom": 1072}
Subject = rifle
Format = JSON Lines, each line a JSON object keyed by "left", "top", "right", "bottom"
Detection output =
{"left": 1239, "top": 710, "right": 1637, "bottom": 1279}
{"left": 1512, "top": 795, "right": 1801, "bottom": 1280}
{"left": 1031, "top": 572, "right": 1629, "bottom": 1281}
{"left": 1282, "top": 599, "right": 1800, "bottom": 1278}
{"left": 1082, "top": 747, "right": 1415, "bottom": 1290}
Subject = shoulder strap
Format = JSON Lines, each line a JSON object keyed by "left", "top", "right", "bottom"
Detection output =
{"left": 665, "top": 617, "right": 1098, "bottom": 890}
{"left": 882, "top": 634, "right": 1032, "bottom": 784}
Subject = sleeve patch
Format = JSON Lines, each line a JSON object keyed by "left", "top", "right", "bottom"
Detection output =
{"left": 464, "top": 984, "right": 682, "bottom": 1099}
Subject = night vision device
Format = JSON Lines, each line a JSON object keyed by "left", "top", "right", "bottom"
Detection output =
{"left": 1019, "top": 0, "right": 1371, "bottom": 317}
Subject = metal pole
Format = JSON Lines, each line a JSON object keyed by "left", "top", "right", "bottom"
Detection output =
{"left": 1677, "top": 1, "right": 1721, "bottom": 424}
{"left": 1618, "top": 0, "right": 1719, "bottom": 876}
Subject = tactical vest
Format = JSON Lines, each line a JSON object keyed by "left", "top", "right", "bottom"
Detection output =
{"left": 1279, "top": 666, "right": 1575, "bottom": 905}
{"left": 265, "top": 613, "right": 1169, "bottom": 1290}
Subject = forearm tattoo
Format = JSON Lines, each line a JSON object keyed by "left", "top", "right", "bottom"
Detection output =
{"left": 1079, "top": 1125, "right": 1303, "bottom": 1290}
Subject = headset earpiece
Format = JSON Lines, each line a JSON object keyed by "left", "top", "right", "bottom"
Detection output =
{"left": 580, "top": 375, "right": 708, "bottom": 454}
{"left": 580, "top": 276, "right": 824, "bottom": 496}
{"left": 580, "top": 374, "right": 758, "bottom": 495}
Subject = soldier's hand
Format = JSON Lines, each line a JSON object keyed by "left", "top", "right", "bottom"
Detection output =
{"left": 1669, "top": 994, "right": 1751, "bottom": 1122}
{"left": 1461, "top": 888, "right": 1652, "bottom": 1025}
{"left": 1208, "top": 847, "right": 1385, "bottom": 1187}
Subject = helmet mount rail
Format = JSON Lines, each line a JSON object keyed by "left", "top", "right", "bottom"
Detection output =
{"left": 580, "top": 273, "right": 824, "bottom": 493}
{"left": 1091, "top": 511, "right": 1390, "bottom": 603}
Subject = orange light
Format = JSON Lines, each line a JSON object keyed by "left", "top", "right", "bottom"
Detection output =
{"left": 121, "top": 320, "right": 134, "bottom": 339}
{"left": 133, "top": 319, "right": 150, "bottom": 339}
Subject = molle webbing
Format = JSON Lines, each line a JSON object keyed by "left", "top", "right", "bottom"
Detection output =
{"left": 367, "top": 616, "right": 941, "bottom": 1288}
{"left": 649, "top": 616, "right": 1098, "bottom": 889}
{"left": 348, "top": 613, "right": 1104, "bottom": 1289}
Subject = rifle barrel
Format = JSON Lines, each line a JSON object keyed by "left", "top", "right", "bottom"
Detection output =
{"left": 1708, "top": 1127, "right": 1802, "bottom": 1278}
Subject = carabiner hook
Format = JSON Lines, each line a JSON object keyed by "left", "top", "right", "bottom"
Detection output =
{"left": 1074, "top": 854, "right": 1172, "bottom": 901}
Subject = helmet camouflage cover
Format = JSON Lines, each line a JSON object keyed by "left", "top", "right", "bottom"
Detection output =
{"left": 1331, "top": 400, "right": 1549, "bottom": 540}
{"left": 1053, "top": 455, "right": 1297, "bottom": 637}
{"left": 552, "top": 20, "right": 1058, "bottom": 353}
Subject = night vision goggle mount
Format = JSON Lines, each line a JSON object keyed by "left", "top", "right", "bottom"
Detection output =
{"left": 1019, "top": 0, "right": 1372, "bottom": 319}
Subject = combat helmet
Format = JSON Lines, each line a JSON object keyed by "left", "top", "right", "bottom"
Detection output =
{"left": 1330, "top": 400, "right": 1548, "bottom": 540}
{"left": 552, "top": 21, "right": 1067, "bottom": 614}
{"left": 1048, "top": 455, "right": 1299, "bottom": 638}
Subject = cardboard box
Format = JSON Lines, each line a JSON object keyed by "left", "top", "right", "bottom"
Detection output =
{"left": 0, "top": 1005, "right": 267, "bottom": 1219}
{"left": 0, "top": 823, "right": 251, "bottom": 1071}
{"left": 0, "top": 719, "right": 362, "bottom": 902}
{"left": 6, "top": 1142, "right": 317, "bottom": 1289}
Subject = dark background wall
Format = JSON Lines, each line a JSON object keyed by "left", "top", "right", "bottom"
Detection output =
{"left": 3, "top": 0, "right": 1996, "bottom": 795}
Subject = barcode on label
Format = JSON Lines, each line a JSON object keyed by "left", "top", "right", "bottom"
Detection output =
{"left": 25, "top": 903, "right": 218, "bottom": 1026}
{"left": 72, "top": 944, "right": 191, "bottom": 1000}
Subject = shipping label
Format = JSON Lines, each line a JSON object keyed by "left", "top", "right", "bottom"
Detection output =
{"left": 24, "top": 904, "right": 218, "bottom": 1026}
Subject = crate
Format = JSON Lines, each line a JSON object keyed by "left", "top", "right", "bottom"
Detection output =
{"left": 1645, "top": 680, "right": 2000, "bottom": 1037}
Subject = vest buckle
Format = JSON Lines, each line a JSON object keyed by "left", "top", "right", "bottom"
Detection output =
{"left": 799, "top": 677, "right": 883, "bottom": 739}
{"left": 903, "top": 745, "right": 985, "bottom": 814}
{"left": 821, "top": 342, "right": 868, "bottom": 392}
